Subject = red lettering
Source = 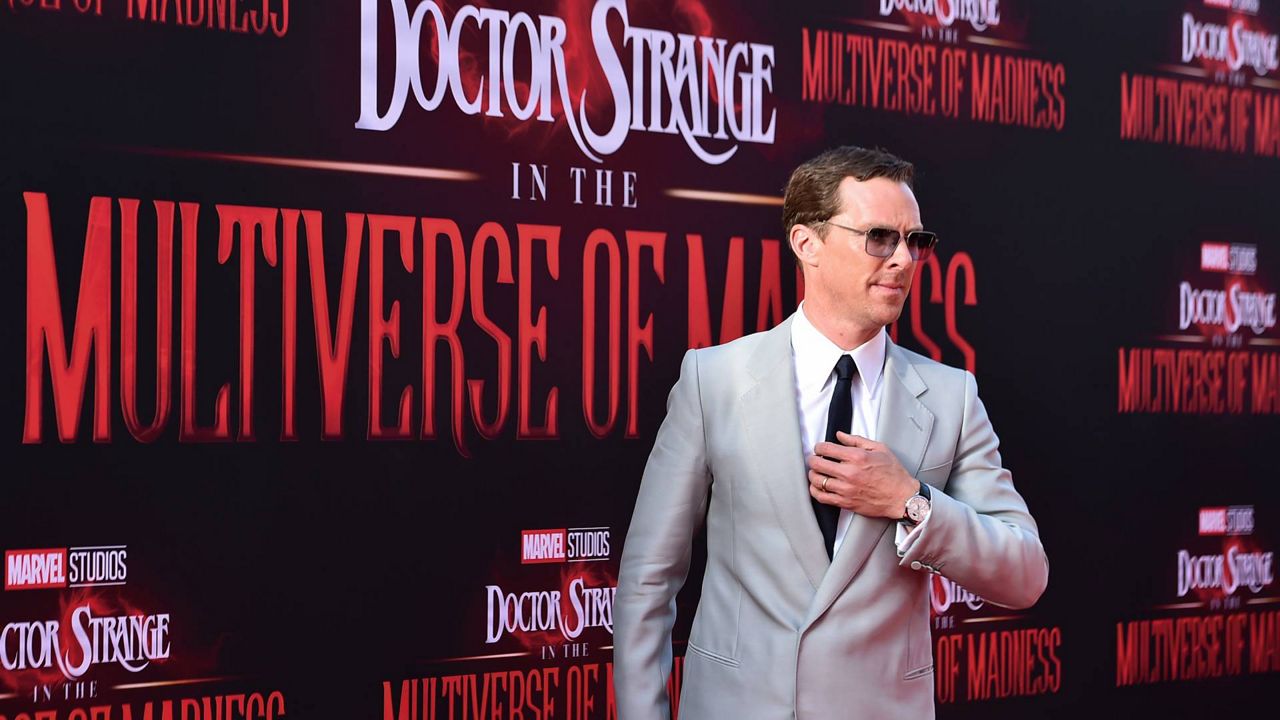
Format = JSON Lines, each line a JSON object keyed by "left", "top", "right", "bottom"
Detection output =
{"left": 909, "top": 254, "right": 943, "bottom": 361}
{"left": 627, "top": 231, "right": 665, "bottom": 437}
{"left": 216, "top": 204, "right": 279, "bottom": 441}
{"left": 685, "top": 234, "right": 744, "bottom": 349}
{"left": 24, "top": 192, "right": 112, "bottom": 443}
{"left": 279, "top": 209, "right": 300, "bottom": 440}
{"left": 119, "top": 199, "right": 173, "bottom": 442}
{"left": 179, "top": 202, "right": 231, "bottom": 441}
{"left": 367, "top": 214, "right": 415, "bottom": 440}
{"left": 583, "top": 229, "right": 621, "bottom": 438}
{"left": 756, "top": 239, "right": 783, "bottom": 332}
{"left": 944, "top": 252, "right": 977, "bottom": 373}
{"left": 420, "top": 217, "right": 467, "bottom": 453}
{"left": 517, "top": 224, "right": 560, "bottom": 438}
{"left": 467, "top": 222, "right": 513, "bottom": 441}
{"left": 304, "top": 211, "right": 362, "bottom": 440}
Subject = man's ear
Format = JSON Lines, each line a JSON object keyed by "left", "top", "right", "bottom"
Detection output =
{"left": 789, "top": 223, "right": 822, "bottom": 269}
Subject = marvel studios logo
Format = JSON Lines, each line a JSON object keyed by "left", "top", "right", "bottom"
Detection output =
{"left": 1199, "top": 506, "right": 1255, "bottom": 536}
{"left": 4, "top": 546, "right": 128, "bottom": 590}
{"left": 521, "top": 528, "right": 611, "bottom": 564}
{"left": 1201, "top": 243, "right": 1258, "bottom": 274}
{"left": 1203, "top": 0, "right": 1260, "bottom": 14}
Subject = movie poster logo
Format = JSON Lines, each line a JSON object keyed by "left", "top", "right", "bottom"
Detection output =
{"left": 378, "top": 531, "right": 622, "bottom": 720}
{"left": 1, "top": 544, "right": 267, "bottom": 716}
{"left": 1175, "top": 243, "right": 1276, "bottom": 344}
{"left": 1201, "top": 242, "right": 1259, "bottom": 274}
{"left": 1116, "top": 505, "right": 1280, "bottom": 685}
{"left": 0, "top": 545, "right": 186, "bottom": 707}
{"left": 878, "top": 0, "right": 1005, "bottom": 36}
{"left": 1200, "top": 505, "right": 1257, "bottom": 535}
{"left": 482, "top": 523, "right": 617, "bottom": 659}
{"left": 1175, "top": 0, "right": 1279, "bottom": 85}
{"left": 1181, "top": 7, "right": 1278, "bottom": 78}
{"left": 5, "top": 546, "right": 128, "bottom": 591}
{"left": 802, "top": 0, "right": 1065, "bottom": 131}
{"left": 1120, "top": 0, "right": 1280, "bottom": 156}
{"left": 356, "top": 0, "right": 776, "bottom": 166}
{"left": 1177, "top": 546, "right": 1274, "bottom": 597}
{"left": 1205, "top": 0, "right": 1263, "bottom": 13}
{"left": 1117, "top": 241, "right": 1280, "bottom": 415}
{"left": 1, "top": 600, "right": 171, "bottom": 681}
{"left": 485, "top": 574, "right": 616, "bottom": 646}
{"left": 384, "top": 566, "right": 620, "bottom": 720}
{"left": 1178, "top": 281, "right": 1277, "bottom": 339}
{"left": 521, "top": 527, "right": 611, "bottom": 564}
{"left": 929, "top": 575, "right": 1063, "bottom": 704}
{"left": 1178, "top": 506, "right": 1274, "bottom": 599}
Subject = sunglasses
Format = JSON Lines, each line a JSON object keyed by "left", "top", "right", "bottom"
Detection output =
{"left": 821, "top": 220, "right": 939, "bottom": 261}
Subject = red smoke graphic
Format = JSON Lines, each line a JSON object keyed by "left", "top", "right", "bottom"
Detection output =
{"left": 0, "top": 588, "right": 160, "bottom": 693}
{"left": 434, "top": 0, "right": 727, "bottom": 153}
{"left": 892, "top": 0, "right": 953, "bottom": 33}
{"left": 497, "top": 563, "right": 617, "bottom": 653}
{"left": 1182, "top": 535, "right": 1271, "bottom": 602}
{"left": 876, "top": 0, "right": 1028, "bottom": 43}
{"left": 1182, "top": 7, "right": 1278, "bottom": 77}
{"left": 1186, "top": 274, "right": 1274, "bottom": 340}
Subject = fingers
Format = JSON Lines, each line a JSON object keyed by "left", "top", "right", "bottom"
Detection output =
{"left": 814, "top": 434, "right": 879, "bottom": 459}
{"left": 808, "top": 465, "right": 853, "bottom": 510}
{"left": 809, "top": 480, "right": 844, "bottom": 507}
{"left": 808, "top": 467, "right": 847, "bottom": 493}
{"left": 836, "top": 431, "right": 880, "bottom": 450}
{"left": 807, "top": 454, "right": 850, "bottom": 481}
{"left": 813, "top": 441, "right": 855, "bottom": 460}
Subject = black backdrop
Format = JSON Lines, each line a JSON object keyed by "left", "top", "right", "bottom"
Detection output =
{"left": 3, "top": 1, "right": 1279, "bottom": 718}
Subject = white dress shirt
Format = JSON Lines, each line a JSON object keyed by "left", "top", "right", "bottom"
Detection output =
{"left": 789, "top": 303, "right": 928, "bottom": 558}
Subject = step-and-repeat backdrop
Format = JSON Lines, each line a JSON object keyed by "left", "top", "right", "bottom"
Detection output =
{"left": 3, "top": 1, "right": 1279, "bottom": 718}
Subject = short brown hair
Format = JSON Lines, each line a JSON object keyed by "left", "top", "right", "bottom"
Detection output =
{"left": 782, "top": 146, "right": 914, "bottom": 241}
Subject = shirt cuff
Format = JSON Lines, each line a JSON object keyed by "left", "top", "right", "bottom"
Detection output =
{"left": 894, "top": 507, "right": 932, "bottom": 557}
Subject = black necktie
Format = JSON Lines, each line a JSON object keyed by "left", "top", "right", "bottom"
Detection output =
{"left": 813, "top": 355, "right": 856, "bottom": 560}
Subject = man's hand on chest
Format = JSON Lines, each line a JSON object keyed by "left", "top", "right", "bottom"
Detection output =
{"left": 806, "top": 430, "right": 918, "bottom": 521}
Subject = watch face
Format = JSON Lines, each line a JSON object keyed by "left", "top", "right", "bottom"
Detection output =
{"left": 906, "top": 496, "right": 930, "bottom": 522}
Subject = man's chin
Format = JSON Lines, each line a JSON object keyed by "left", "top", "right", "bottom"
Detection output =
{"left": 873, "top": 303, "right": 908, "bottom": 327}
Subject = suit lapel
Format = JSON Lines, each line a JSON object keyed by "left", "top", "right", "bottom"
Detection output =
{"left": 876, "top": 341, "right": 934, "bottom": 479}
{"left": 803, "top": 339, "right": 936, "bottom": 627}
{"left": 741, "top": 315, "right": 829, "bottom": 590}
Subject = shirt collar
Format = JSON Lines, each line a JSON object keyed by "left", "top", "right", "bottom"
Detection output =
{"left": 790, "top": 301, "right": 887, "bottom": 394}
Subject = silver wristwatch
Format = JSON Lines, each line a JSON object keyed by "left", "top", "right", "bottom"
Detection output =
{"left": 902, "top": 481, "right": 932, "bottom": 525}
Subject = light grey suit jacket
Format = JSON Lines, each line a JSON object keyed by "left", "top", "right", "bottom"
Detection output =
{"left": 613, "top": 314, "right": 1048, "bottom": 719}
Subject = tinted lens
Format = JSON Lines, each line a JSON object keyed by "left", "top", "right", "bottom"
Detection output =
{"left": 906, "top": 231, "right": 938, "bottom": 260}
{"left": 865, "top": 228, "right": 901, "bottom": 257}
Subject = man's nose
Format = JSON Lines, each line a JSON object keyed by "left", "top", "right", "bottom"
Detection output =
{"left": 886, "top": 233, "right": 915, "bottom": 268}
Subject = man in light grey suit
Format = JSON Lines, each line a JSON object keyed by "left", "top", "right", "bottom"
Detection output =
{"left": 613, "top": 146, "right": 1048, "bottom": 719}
